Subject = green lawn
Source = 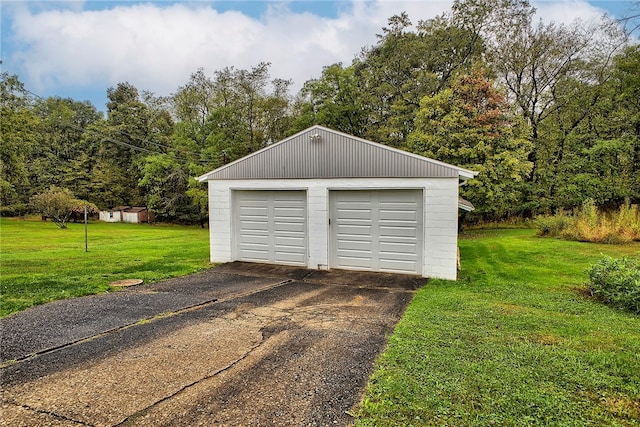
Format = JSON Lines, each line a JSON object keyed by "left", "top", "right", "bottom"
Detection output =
{"left": 357, "top": 228, "right": 640, "bottom": 426}
{"left": 0, "top": 218, "right": 211, "bottom": 317}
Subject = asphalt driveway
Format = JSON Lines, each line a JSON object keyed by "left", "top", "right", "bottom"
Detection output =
{"left": 0, "top": 262, "right": 424, "bottom": 426}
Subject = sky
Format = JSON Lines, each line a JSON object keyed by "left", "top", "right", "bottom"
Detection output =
{"left": 1, "top": 1, "right": 637, "bottom": 111}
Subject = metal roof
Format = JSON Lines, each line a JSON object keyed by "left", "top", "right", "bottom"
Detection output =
{"left": 198, "top": 125, "right": 477, "bottom": 182}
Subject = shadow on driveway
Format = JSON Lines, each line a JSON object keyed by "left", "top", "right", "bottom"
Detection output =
{"left": 1, "top": 262, "right": 424, "bottom": 426}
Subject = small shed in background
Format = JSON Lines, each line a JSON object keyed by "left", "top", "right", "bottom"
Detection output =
{"left": 99, "top": 206, "right": 154, "bottom": 224}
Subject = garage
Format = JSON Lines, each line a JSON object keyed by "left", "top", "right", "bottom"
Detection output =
{"left": 330, "top": 190, "right": 423, "bottom": 275}
{"left": 234, "top": 190, "right": 307, "bottom": 266}
{"left": 198, "top": 125, "right": 476, "bottom": 280}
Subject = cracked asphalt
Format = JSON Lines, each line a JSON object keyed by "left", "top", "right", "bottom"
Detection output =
{"left": 0, "top": 262, "right": 424, "bottom": 427}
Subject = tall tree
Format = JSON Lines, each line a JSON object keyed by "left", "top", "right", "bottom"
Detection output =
{"left": 90, "top": 82, "right": 174, "bottom": 208}
{"left": 29, "top": 97, "right": 102, "bottom": 199}
{"left": 293, "top": 63, "right": 366, "bottom": 136}
{"left": 546, "top": 45, "right": 640, "bottom": 209}
{"left": 297, "top": 12, "right": 484, "bottom": 148}
{"left": 173, "top": 63, "right": 292, "bottom": 167}
{"left": 480, "top": 3, "right": 627, "bottom": 212}
{"left": 0, "top": 73, "right": 38, "bottom": 212}
{"left": 139, "top": 154, "right": 192, "bottom": 222}
{"left": 407, "top": 68, "right": 532, "bottom": 219}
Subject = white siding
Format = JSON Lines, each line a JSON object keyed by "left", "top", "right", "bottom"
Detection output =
{"left": 122, "top": 212, "right": 139, "bottom": 223}
{"left": 424, "top": 179, "right": 459, "bottom": 279}
{"left": 207, "top": 177, "right": 460, "bottom": 280}
{"left": 99, "top": 211, "right": 121, "bottom": 222}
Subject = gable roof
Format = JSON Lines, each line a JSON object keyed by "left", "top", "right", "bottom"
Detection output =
{"left": 197, "top": 125, "right": 477, "bottom": 182}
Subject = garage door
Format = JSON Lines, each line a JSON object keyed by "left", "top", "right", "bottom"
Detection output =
{"left": 234, "top": 190, "right": 307, "bottom": 266}
{"left": 330, "top": 190, "right": 423, "bottom": 275}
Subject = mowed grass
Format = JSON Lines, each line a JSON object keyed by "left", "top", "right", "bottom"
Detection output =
{"left": 357, "top": 228, "right": 640, "bottom": 426}
{"left": 0, "top": 218, "right": 211, "bottom": 317}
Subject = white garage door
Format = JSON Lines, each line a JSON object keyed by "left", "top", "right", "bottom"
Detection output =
{"left": 234, "top": 190, "right": 307, "bottom": 266}
{"left": 330, "top": 190, "right": 423, "bottom": 275}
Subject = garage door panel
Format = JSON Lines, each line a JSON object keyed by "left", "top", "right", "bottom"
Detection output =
{"left": 242, "top": 249, "right": 271, "bottom": 260}
{"left": 240, "top": 206, "right": 269, "bottom": 216}
{"left": 379, "top": 242, "right": 417, "bottom": 253}
{"left": 379, "top": 259, "right": 418, "bottom": 272}
{"left": 379, "top": 225, "right": 419, "bottom": 238}
{"left": 235, "top": 191, "right": 307, "bottom": 266}
{"left": 275, "top": 251, "right": 306, "bottom": 264}
{"left": 274, "top": 236, "right": 305, "bottom": 247}
{"left": 331, "top": 190, "right": 422, "bottom": 275}
{"left": 336, "top": 225, "right": 372, "bottom": 236}
{"left": 336, "top": 209, "right": 372, "bottom": 220}
{"left": 379, "top": 210, "right": 418, "bottom": 221}
{"left": 274, "top": 223, "right": 305, "bottom": 234}
{"left": 337, "top": 240, "right": 372, "bottom": 252}
{"left": 239, "top": 221, "right": 269, "bottom": 230}
{"left": 240, "top": 235, "right": 269, "bottom": 245}
{"left": 334, "top": 255, "right": 372, "bottom": 269}
{"left": 274, "top": 207, "right": 305, "bottom": 217}
{"left": 379, "top": 251, "right": 416, "bottom": 261}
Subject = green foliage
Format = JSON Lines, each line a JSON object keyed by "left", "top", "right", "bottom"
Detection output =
{"left": 588, "top": 256, "right": 640, "bottom": 314}
{"left": 0, "top": 218, "right": 210, "bottom": 317}
{"left": 356, "top": 228, "right": 640, "bottom": 426}
{"left": 29, "top": 186, "right": 98, "bottom": 228}
{"left": 1, "top": 73, "right": 37, "bottom": 209}
{"left": 30, "top": 187, "right": 78, "bottom": 228}
{"left": 535, "top": 211, "right": 573, "bottom": 237}
{"left": 294, "top": 63, "right": 366, "bottom": 137}
{"left": 70, "top": 199, "right": 99, "bottom": 221}
{"left": 352, "top": 12, "right": 482, "bottom": 147}
{"left": 407, "top": 67, "right": 532, "bottom": 220}
{"left": 3, "top": 7, "right": 638, "bottom": 225}
{"left": 29, "top": 96, "right": 103, "bottom": 199}
{"left": 139, "top": 154, "right": 192, "bottom": 221}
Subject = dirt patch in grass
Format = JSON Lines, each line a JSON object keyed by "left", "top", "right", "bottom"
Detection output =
{"left": 532, "top": 333, "right": 563, "bottom": 346}
{"left": 604, "top": 395, "right": 640, "bottom": 419}
{"left": 494, "top": 302, "right": 528, "bottom": 315}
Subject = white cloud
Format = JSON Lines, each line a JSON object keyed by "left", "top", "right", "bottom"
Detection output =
{"left": 4, "top": 0, "right": 619, "bottom": 104}
{"left": 5, "top": 1, "right": 452, "bottom": 100}
{"left": 532, "top": 0, "right": 607, "bottom": 25}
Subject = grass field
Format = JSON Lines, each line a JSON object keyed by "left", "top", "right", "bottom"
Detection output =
{"left": 0, "top": 218, "right": 211, "bottom": 317}
{"left": 356, "top": 228, "right": 640, "bottom": 426}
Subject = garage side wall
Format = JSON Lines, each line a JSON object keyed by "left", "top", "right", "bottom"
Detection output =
{"left": 207, "top": 178, "right": 460, "bottom": 280}
{"left": 423, "top": 178, "right": 459, "bottom": 280}
{"left": 208, "top": 182, "right": 233, "bottom": 263}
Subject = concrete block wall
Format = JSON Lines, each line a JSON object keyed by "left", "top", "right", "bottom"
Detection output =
{"left": 423, "top": 179, "right": 459, "bottom": 279}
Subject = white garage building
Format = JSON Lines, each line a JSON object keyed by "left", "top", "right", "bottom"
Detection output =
{"left": 198, "top": 126, "right": 476, "bottom": 280}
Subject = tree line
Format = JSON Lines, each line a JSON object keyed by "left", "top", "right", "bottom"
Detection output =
{"left": 1, "top": 0, "right": 638, "bottom": 223}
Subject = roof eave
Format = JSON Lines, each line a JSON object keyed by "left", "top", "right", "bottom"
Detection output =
{"left": 458, "top": 197, "right": 475, "bottom": 212}
{"left": 458, "top": 169, "right": 478, "bottom": 180}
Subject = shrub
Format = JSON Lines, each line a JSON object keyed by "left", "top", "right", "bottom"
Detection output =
{"left": 536, "top": 211, "right": 572, "bottom": 236}
{"left": 30, "top": 187, "right": 96, "bottom": 229}
{"left": 588, "top": 256, "right": 640, "bottom": 314}
{"left": 0, "top": 203, "right": 28, "bottom": 217}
